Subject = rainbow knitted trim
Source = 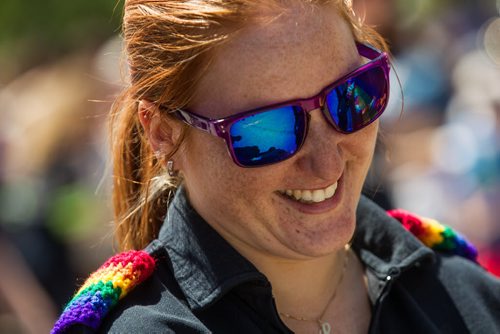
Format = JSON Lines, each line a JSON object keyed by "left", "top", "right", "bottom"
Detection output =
{"left": 388, "top": 209, "right": 478, "bottom": 262}
{"left": 51, "top": 250, "right": 156, "bottom": 334}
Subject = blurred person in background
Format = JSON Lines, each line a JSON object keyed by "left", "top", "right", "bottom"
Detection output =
{"left": 51, "top": 0, "right": 499, "bottom": 333}
{"left": 0, "top": 1, "right": 120, "bottom": 333}
{"left": 0, "top": 51, "right": 115, "bottom": 333}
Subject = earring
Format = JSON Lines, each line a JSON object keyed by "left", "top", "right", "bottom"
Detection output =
{"left": 167, "top": 160, "right": 176, "bottom": 177}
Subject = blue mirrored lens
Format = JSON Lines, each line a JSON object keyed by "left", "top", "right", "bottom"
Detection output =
{"left": 229, "top": 106, "right": 305, "bottom": 167}
{"left": 326, "top": 66, "right": 387, "bottom": 133}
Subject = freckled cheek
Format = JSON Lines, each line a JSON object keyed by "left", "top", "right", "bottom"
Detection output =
{"left": 341, "top": 124, "right": 378, "bottom": 198}
{"left": 344, "top": 123, "right": 378, "bottom": 161}
{"left": 184, "top": 132, "right": 278, "bottom": 207}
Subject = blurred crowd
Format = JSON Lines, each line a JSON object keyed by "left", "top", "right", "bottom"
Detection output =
{"left": 0, "top": 0, "right": 499, "bottom": 333}
{"left": 361, "top": 0, "right": 500, "bottom": 276}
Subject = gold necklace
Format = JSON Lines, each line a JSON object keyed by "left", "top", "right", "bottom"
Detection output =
{"left": 278, "top": 245, "right": 350, "bottom": 334}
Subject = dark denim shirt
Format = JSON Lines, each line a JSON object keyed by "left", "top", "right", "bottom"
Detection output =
{"left": 96, "top": 188, "right": 500, "bottom": 334}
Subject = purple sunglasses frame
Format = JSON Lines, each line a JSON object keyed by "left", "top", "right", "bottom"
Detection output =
{"left": 173, "top": 43, "right": 390, "bottom": 167}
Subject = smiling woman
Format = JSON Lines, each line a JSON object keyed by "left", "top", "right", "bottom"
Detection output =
{"left": 51, "top": 0, "right": 500, "bottom": 333}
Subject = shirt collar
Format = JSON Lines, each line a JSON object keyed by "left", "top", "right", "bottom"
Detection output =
{"left": 353, "top": 195, "right": 435, "bottom": 302}
{"left": 158, "top": 188, "right": 434, "bottom": 310}
{"left": 353, "top": 195, "right": 435, "bottom": 278}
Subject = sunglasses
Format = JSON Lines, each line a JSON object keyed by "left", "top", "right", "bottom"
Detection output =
{"left": 173, "top": 43, "right": 390, "bottom": 167}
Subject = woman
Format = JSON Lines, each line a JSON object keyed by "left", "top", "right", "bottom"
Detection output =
{"left": 52, "top": 0, "right": 500, "bottom": 333}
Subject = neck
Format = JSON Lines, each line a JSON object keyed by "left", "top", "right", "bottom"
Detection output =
{"left": 248, "top": 246, "right": 348, "bottom": 319}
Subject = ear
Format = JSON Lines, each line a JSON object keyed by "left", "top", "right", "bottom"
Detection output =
{"left": 138, "top": 100, "right": 184, "bottom": 160}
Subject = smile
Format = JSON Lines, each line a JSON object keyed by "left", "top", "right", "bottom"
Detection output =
{"left": 278, "top": 182, "right": 338, "bottom": 204}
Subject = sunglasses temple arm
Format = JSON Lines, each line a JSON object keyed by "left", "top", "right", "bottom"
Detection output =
{"left": 174, "top": 109, "right": 219, "bottom": 135}
{"left": 356, "top": 43, "right": 385, "bottom": 61}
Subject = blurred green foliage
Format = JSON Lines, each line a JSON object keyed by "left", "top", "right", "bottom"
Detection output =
{"left": 46, "top": 184, "right": 103, "bottom": 241}
{"left": 0, "top": 0, "right": 122, "bottom": 83}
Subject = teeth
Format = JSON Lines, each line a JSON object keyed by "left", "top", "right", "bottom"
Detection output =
{"left": 325, "top": 183, "right": 337, "bottom": 198}
{"left": 279, "top": 182, "right": 338, "bottom": 204}
{"left": 293, "top": 190, "right": 301, "bottom": 200}
{"left": 312, "top": 190, "right": 324, "bottom": 203}
{"left": 302, "top": 190, "right": 313, "bottom": 201}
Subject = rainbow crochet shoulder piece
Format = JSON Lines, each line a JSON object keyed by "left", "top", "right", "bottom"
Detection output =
{"left": 51, "top": 250, "right": 156, "bottom": 334}
{"left": 387, "top": 209, "right": 478, "bottom": 262}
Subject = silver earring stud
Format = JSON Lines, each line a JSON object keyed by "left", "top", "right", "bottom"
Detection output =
{"left": 167, "top": 160, "right": 176, "bottom": 177}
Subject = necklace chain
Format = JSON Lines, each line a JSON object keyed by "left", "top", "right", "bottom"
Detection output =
{"left": 278, "top": 245, "right": 350, "bottom": 333}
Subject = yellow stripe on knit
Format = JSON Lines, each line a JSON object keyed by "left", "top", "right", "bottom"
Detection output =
{"left": 76, "top": 262, "right": 137, "bottom": 296}
{"left": 419, "top": 217, "right": 445, "bottom": 247}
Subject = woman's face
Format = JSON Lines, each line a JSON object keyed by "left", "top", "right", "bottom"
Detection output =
{"left": 178, "top": 4, "right": 378, "bottom": 260}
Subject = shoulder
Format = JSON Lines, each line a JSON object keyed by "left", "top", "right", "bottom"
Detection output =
{"left": 387, "top": 209, "right": 478, "bottom": 261}
{"left": 51, "top": 247, "right": 209, "bottom": 334}
{"left": 99, "top": 257, "right": 210, "bottom": 334}
{"left": 387, "top": 208, "right": 497, "bottom": 282}
{"left": 437, "top": 253, "right": 500, "bottom": 305}
{"left": 389, "top": 209, "right": 500, "bottom": 330}
{"left": 51, "top": 250, "right": 156, "bottom": 334}
{"left": 434, "top": 253, "right": 500, "bottom": 331}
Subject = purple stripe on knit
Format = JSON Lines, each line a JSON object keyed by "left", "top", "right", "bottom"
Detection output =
{"left": 51, "top": 290, "right": 115, "bottom": 334}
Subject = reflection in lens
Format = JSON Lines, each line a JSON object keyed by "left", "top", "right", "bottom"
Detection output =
{"left": 229, "top": 106, "right": 305, "bottom": 166}
{"left": 326, "top": 66, "right": 388, "bottom": 133}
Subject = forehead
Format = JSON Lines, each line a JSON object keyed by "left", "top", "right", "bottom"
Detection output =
{"left": 189, "top": 3, "right": 359, "bottom": 118}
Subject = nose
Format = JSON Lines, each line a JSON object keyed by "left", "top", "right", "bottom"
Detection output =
{"left": 293, "top": 108, "right": 345, "bottom": 179}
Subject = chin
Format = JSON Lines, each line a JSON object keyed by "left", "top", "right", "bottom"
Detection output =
{"left": 278, "top": 210, "right": 356, "bottom": 259}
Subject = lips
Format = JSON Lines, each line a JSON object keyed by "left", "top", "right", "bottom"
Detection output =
{"left": 278, "top": 181, "right": 338, "bottom": 204}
